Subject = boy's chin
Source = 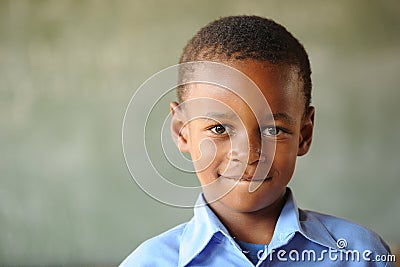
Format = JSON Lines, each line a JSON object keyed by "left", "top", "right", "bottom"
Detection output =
{"left": 218, "top": 192, "right": 280, "bottom": 213}
{"left": 203, "top": 180, "right": 287, "bottom": 213}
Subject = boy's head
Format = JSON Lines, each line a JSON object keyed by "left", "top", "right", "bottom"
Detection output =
{"left": 178, "top": 15, "right": 312, "bottom": 114}
{"left": 170, "top": 15, "right": 314, "bottom": 212}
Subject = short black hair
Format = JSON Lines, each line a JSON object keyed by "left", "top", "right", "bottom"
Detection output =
{"left": 178, "top": 15, "right": 312, "bottom": 111}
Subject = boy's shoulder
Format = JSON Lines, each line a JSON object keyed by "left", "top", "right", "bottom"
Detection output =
{"left": 299, "top": 208, "right": 391, "bottom": 253}
{"left": 120, "top": 192, "right": 393, "bottom": 267}
{"left": 119, "top": 222, "right": 187, "bottom": 267}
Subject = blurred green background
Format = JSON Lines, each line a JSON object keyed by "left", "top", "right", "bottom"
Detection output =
{"left": 1, "top": 0, "right": 399, "bottom": 265}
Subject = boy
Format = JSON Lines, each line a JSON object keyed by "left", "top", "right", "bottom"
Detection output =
{"left": 121, "top": 16, "right": 394, "bottom": 266}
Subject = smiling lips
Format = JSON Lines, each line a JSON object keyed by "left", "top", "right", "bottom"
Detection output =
{"left": 219, "top": 175, "right": 272, "bottom": 182}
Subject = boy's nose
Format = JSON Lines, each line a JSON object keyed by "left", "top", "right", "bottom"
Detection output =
{"left": 226, "top": 134, "right": 266, "bottom": 165}
{"left": 227, "top": 146, "right": 266, "bottom": 164}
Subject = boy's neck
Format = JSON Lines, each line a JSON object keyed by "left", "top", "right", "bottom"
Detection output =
{"left": 207, "top": 192, "right": 287, "bottom": 244}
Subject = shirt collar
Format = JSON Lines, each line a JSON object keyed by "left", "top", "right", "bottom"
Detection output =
{"left": 178, "top": 188, "right": 338, "bottom": 266}
{"left": 178, "top": 193, "right": 230, "bottom": 267}
{"left": 270, "top": 188, "right": 338, "bottom": 250}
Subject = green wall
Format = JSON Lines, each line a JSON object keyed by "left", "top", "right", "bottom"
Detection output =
{"left": 0, "top": 0, "right": 399, "bottom": 265}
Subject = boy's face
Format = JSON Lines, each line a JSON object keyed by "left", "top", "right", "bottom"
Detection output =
{"left": 171, "top": 60, "right": 314, "bottom": 213}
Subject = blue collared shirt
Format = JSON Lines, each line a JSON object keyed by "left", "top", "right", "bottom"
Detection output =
{"left": 120, "top": 188, "right": 394, "bottom": 266}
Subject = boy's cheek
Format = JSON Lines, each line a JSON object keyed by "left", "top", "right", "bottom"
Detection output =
{"left": 192, "top": 137, "right": 215, "bottom": 159}
{"left": 192, "top": 135, "right": 230, "bottom": 161}
{"left": 272, "top": 145, "right": 298, "bottom": 173}
{"left": 274, "top": 138, "right": 300, "bottom": 157}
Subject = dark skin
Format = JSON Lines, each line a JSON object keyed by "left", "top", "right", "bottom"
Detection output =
{"left": 170, "top": 59, "right": 314, "bottom": 244}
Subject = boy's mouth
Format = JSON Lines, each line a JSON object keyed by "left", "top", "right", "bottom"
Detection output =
{"left": 218, "top": 175, "right": 272, "bottom": 182}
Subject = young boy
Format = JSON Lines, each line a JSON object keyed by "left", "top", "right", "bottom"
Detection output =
{"left": 121, "top": 16, "right": 394, "bottom": 266}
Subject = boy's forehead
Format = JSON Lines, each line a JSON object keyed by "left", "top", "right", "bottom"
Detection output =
{"left": 183, "top": 60, "right": 302, "bottom": 99}
{"left": 180, "top": 60, "right": 304, "bottom": 120}
{"left": 182, "top": 83, "right": 271, "bottom": 121}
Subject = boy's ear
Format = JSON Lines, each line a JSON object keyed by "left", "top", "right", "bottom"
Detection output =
{"left": 170, "top": 101, "right": 190, "bottom": 153}
{"left": 298, "top": 106, "right": 315, "bottom": 156}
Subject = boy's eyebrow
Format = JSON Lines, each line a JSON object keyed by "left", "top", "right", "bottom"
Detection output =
{"left": 204, "top": 111, "right": 237, "bottom": 120}
{"left": 271, "top": 113, "right": 296, "bottom": 126}
{"left": 203, "top": 111, "right": 295, "bottom": 125}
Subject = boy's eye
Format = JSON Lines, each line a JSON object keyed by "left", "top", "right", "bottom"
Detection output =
{"left": 262, "top": 126, "right": 282, "bottom": 137}
{"left": 210, "top": 125, "right": 228, "bottom": 135}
